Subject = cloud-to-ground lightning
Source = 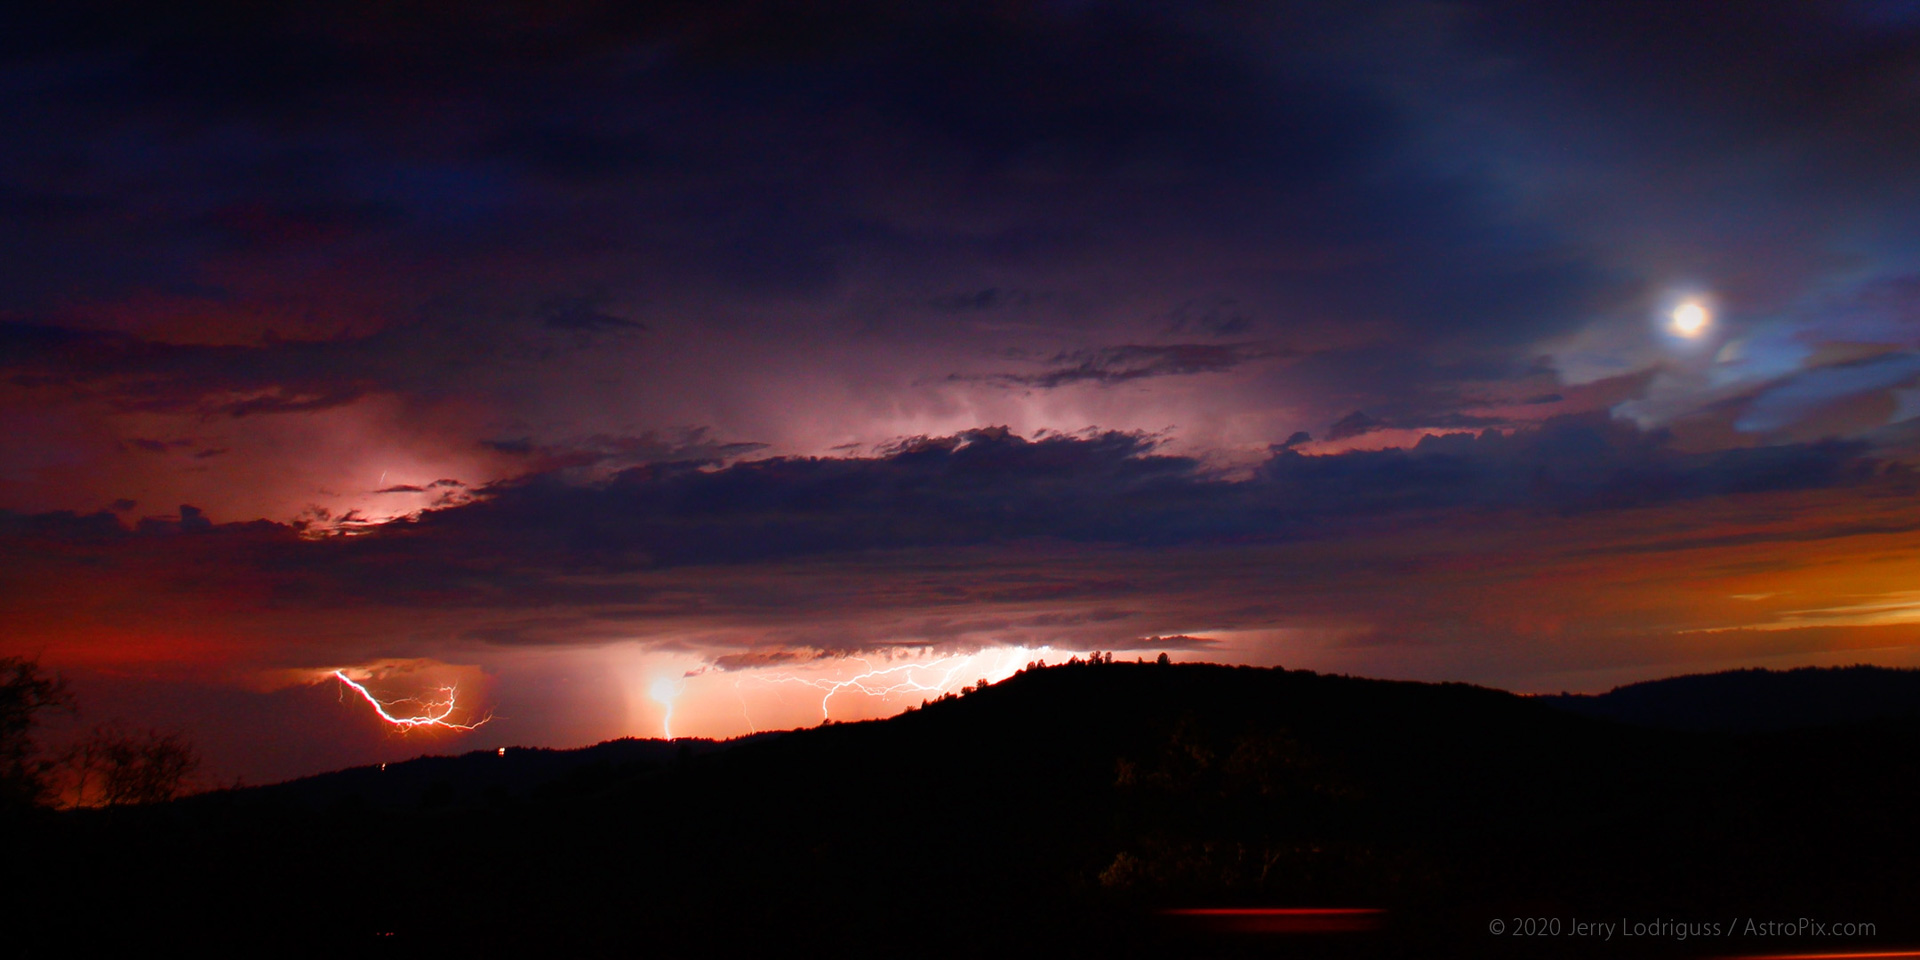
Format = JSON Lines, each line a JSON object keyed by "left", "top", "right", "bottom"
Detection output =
{"left": 649, "top": 676, "right": 685, "bottom": 739}
{"left": 332, "top": 669, "right": 492, "bottom": 731}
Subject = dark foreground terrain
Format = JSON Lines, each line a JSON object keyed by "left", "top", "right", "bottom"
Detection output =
{"left": 11, "top": 661, "right": 1920, "bottom": 958}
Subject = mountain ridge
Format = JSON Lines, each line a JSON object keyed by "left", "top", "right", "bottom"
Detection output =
{"left": 1538, "top": 663, "right": 1920, "bottom": 731}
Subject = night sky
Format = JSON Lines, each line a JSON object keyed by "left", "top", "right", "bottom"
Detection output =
{"left": 5, "top": 2, "right": 1920, "bottom": 784}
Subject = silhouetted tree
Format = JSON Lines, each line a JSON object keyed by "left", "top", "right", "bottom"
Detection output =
{"left": 0, "top": 656, "right": 74, "bottom": 809}
{"left": 65, "top": 723, "right": 200, "bottom": 807}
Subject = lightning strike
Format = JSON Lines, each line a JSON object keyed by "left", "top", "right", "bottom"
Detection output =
{"left": 649, "top": 676, "right": 684, "bottom": 739}
{"left": 332, "top": 669, "right": 492, "bottom": 731}
{"left": 743, "top": 646, "right": 1074, "bottom": 723}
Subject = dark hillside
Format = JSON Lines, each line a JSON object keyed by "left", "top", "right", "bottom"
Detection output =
{"left": 11, "top": 661, "right": 1918, "bottom": 958}
{"left": 1540, "top": 664, "right": 1920, "bottom": 731}
{"left": 207, "top": 734, "right": 767, "bottom": 812}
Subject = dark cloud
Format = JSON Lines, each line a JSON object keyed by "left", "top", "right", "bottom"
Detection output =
{"left": 1325, "top": 408, "right": 1511, "bottom": 441}
{"left": 133, "top": 504, "right": 214, "bottom": 535}
{"left": 400, "top": 427, "right": 1217, "bottom": 570}
{"left": 1115, "top": 634, "right": 1219, "bottom": 652}
{"left": 1, "top": 1, "right": 1910, "bottom": 465}
{"left": 539, "top": 297, "right": 645, "bottom": 334}
{"left": 1164, "top": 296, "right": 1253, "bottom": 338}
{"left": 0, "top": 508, "right": 132, "bottom": 541}
{"left": 13, "top": 419, "right": 1872, "bottom": 602}
{"left": 1260, "top": 419, "right": 1877, "bottom": 516}
{"left": 1281, "top": 344, "right": 1565, "bottom": 440}
{"left": 19, "top": 416, "right": 1884, "bottom": 563}
{"left": 1, "top": 320, "right": 382, "bottom": 415}
{"left": 374, "top": 478, "right": 465, "bottom": 496}
{"left": 1474, "top": 1, "right": 1920, "bottom": 190}
{"left": 0, "top": 1, "right": 1635, "bottom": 343}
{"left": 710, "top": 649, "right": 825, "bottom": 672}
{"left": 489, "top": 123, "right": 658, "bottom": 185}
{"left": 1326, "top": 411, "right": 1384, "bottom": 442}
{"left": 118, "top": 436, "right": 230, "bottom": 459}
{"left": 0, "top": 315, "right": 590, "bottom": 415}
{"left": 928, "top": 288, "right": 1045, "bottom": 312}
{"left": 974, "top": 343, "right": 1287, "bottom": 389}
{"left": 477, "top": 430, "right": 769, "bottom": 476}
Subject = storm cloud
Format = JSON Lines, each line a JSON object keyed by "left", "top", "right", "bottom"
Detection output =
{"left": 5, "top": 1, "right": 1920, "bottom": 781}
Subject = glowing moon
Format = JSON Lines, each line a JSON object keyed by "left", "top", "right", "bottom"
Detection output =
{"left": 1670, "top": 299, "right": 1711, "bottom": 338}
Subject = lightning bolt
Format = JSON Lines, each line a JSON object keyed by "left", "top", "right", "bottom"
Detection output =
{"left": 332, "top": 669, "right": 492, "bottom": 731}
{"left": 742, "top": 647, "right": 1066, "bottom": 723}
{"left": 649, "top": 676, "right": 685, "bottom": 740}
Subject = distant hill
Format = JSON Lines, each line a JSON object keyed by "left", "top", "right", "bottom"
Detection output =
{"left": 1539, "top": 664, "right": 1920, "bottom": 731}
{"left": 200, "top": 734, "right": 777, "bottom": 812}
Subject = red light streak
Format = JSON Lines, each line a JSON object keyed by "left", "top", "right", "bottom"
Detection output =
{"left": 332, "top": 669, "right": 492, "bottom": 731}
{"left": 1727, "top": 953, "right": 1920, "bottom": 959}
{"left": 1160, "top": 907, "right": 1384, "bottom": 934}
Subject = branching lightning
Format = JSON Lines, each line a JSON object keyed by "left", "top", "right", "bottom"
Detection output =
{"left": 332, "top": 669, "right": 492, "bottom": 731}
{"left": 740, "top": 647, "right": 1065, "bottom": 723}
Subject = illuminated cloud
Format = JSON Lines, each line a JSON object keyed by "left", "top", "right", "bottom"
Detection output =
{"left": 1686, "top": 591, "right": 1920, "bottom": 633}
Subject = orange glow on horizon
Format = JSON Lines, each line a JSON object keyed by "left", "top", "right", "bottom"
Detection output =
{"left": 614, "top": 644, "right": 1102, "bottom": 741}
